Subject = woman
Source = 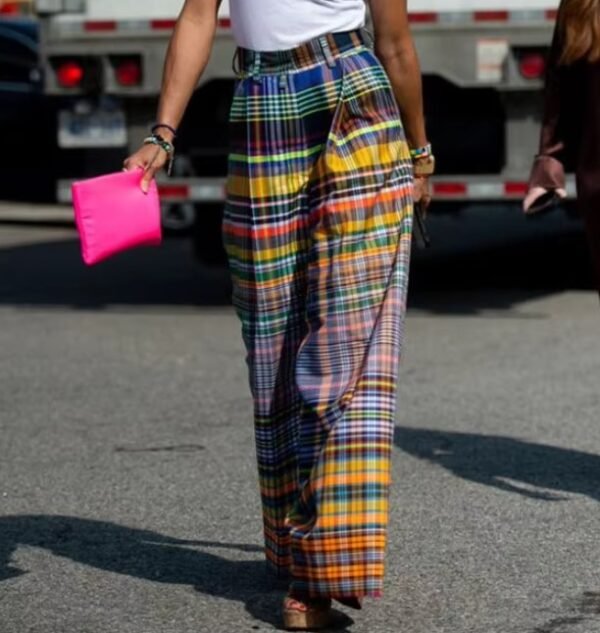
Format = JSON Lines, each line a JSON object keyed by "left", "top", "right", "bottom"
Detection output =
{"left": 125, "top": 0, "right": 432, "bottom": 629}
{"left": 525, "top": 0, "right": 600, "bottom": 295}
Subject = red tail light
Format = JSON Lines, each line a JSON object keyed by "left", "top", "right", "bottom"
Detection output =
{"left": 56, "top": 61, "right": 84, "bottom": 88}
{"left": 0, "top": 2, "right": 21, "bottom": 14}
{"left": 519, "top": 53, "right": 546, "bottom": 80}
{"left": 114, "top": 59, "right": 142, "bottom": 87}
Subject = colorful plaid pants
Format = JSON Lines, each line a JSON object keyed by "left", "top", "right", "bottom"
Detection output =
{"left": 223, "top": 30, "right": 413, "bottom": 599}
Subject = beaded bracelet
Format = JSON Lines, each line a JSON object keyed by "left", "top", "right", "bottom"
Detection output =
{"left": 410, "top": 143, "right": 433, "bottom": 161}
{"left": 143, "top": 134, "right": 175, "bottom": 176}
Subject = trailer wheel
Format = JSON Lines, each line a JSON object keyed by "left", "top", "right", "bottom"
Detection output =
{"left": 161, "top": 203, "right": 196, "bottom": 233}
{"left": 192, "top": 204, "right": 228, "bottom": 267}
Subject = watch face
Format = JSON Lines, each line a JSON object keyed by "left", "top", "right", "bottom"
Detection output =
{"left": 414, "top": 155, "right": 435, "bottom": 176}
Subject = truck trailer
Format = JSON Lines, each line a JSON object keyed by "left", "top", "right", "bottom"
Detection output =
{"left": 35, "top": 0, "right": 568, "bottom": 263}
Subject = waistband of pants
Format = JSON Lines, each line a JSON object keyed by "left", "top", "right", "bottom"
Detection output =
{"left": 234, "top": 29, "right": 371, "bottom": 76}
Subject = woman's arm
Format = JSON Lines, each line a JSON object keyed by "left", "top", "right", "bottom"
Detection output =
{"left": 124, "top": 0, "right": 222, "bottom": 191}
{"left": 528, "top": 21, "right": 569, "bottom": 197}
{"left": 524, "top": 12, "right": 584, "bottom": 211}
{"left": 368, "top": 0, "right": 430, "bottom": 206}
{"left": 368, "top": 0, "right": 427, "bottom": 150}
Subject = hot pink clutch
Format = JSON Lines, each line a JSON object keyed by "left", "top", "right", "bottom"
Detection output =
{"left": 72, "top": 169, "right": 162, "bottom": 266}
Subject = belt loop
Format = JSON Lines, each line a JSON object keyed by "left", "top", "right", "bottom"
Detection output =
{"left": 251, "top": 51, "right": 262, "bottom": 80}
{"left": 232, "top": 48, "right": 241, "bottom": 76}
{"left": 318, "top": 35, "right": 336, "bottom": 68}
{"left": 361, "top": 28, "right": 375, "bottom": 50}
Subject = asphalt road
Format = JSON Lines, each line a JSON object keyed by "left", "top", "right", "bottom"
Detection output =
{"left": 0, "top": 208, "right": 599, "bottom": 633}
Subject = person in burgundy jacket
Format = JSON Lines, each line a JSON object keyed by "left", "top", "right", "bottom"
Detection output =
{"left": 524, "top": 0, "right": 600, "bottom": 296}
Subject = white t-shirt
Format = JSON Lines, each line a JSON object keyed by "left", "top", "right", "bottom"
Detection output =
{"left": 229, "top": 0, "right": 366, "bottom": 52}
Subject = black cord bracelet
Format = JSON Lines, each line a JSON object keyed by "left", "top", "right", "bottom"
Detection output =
{"left": 151, "top": 123, "right": 177, "bottom": 138}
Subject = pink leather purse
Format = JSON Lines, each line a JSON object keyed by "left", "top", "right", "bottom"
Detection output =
{"left": 72, "top": 169, "right": 162, "bottom": 266}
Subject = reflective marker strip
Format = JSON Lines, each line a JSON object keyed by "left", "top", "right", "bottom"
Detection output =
{"left": 504, "top": 182, "right": 530, "bottom": 196}
{"left": 150, "top": 19, "right": 177, "bottom": 30}
{"left": 408, "top": 10, "right": 557, "bottom": 24}
{"left": 157, "top": 182, "right": 227, "bottom": 202}
{"left": 150, "top": 17, "right": 230, "bottom": 30}
{"left": 434, "top": 182, "right": 468, "bottom": 197}
{"left": 474, "top": 11, "right": 509, "bottom": 21}
{"left": 57, "top": 180, "right": 227, "bottom": 204}
{"left": 190, "top": 183, "right": 228, "bottom": 201}
{"left": 157, "top": 185, "right": 190, "bottom": 200}
{"left": 66, "top": 10, "right": 557, "bottom": 37}
{"left": 57, "top": 178, "right": 574, "bottom": 204}
{"left": 408, "top": 13, "right": 438, "bottom": 24}
{"left": 467, "top": 182, "right": 504, "bottom": 198}
{"left": 432, "top": 180, "right": 574, "bottom": 200}
{"left": 84, "top": 20, "right": 117, "bottom": 32}
{"left": 79, "top": 17, "right": 232, "bottom": 34}
{"left": 433, "top": 182, "right": 529, "bottom": 199}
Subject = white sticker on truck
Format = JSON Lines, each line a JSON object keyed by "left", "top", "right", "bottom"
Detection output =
{"left": 477, "top": 39, "right": 509, "bottom": 82}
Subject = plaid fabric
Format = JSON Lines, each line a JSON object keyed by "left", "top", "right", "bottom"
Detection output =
{"left": 223, "top": 30, "right": 413, "bottom": 599}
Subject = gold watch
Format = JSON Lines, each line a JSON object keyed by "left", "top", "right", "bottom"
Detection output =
{"left": 413, "top": 154, "right": 436, "bottom": 177}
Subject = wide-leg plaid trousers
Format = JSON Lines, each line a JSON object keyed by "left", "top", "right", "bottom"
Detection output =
{"left": 223, "top": 30, "right": 414, "bottom": 599}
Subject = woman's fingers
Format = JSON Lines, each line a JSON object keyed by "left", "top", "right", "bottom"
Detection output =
{"left": 123, "top": 164, "right": 145, "bottom": 173}
{"left": 141, "top": 148, "right": 165, "bottom": 194}
{"left": 413, "top": 176, "right": 432, "bottom": 214}
{"left": 523, "top": 186, "right": 549, "bottom": 212}
{"left": 123, "top": 152, "right": 148, "bottom": 172}
{"left": 122, "top": 146, "right": 168, "bottom": 193}
{"left": 140, "top": 170, "right": 155, "bottom": 194}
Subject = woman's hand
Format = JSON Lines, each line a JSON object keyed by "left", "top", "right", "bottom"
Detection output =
{"left": 523, "top": 185, "right": 567, "bottom": 214}
{"left": 123, "top": 144, "right": 169, "bottom": 194}
{"left": 413, "top": 175, "right": 432, "bottom": 214}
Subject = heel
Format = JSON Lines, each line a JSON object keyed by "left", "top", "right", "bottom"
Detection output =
{"left": 282, "top": 596, "right": 333, "bottom": 631}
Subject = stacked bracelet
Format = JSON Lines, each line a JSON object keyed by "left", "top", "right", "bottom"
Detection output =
{"left": 410, "top": 143, "right": 433, "bottom": 161}
{"left": 143, "top": 133, "right": 175, "bottom": 176}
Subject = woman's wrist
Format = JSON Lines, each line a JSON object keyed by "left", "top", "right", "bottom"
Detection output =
{"left": 151, "top": 123, "right": 177, "bottom": 143}
{"left": 143, "top": 132, "right": 176, "bottom": 176}
{"left": 409, "top": 140, "right": 435, "bottom": 177}
{"left": 413, "top": 154, "right": 436, "bottom": 177}
{"left": 409, "top": 142, "right": 433, "bottom": 161}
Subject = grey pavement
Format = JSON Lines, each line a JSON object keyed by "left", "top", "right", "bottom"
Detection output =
{"left": 0, "top": 210, "right": 599, "bottom": 633}
{"left": 0, "top": 203, "right": 73, "bottom": 224}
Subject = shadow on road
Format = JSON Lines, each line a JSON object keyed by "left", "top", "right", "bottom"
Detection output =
{"left": 532, "top": 591, "right": 600, "bottom": 633}
{"left": 0, "top": 219, "right": 594, "bottom": 313}
{"left": 0, "top": 235, "right": 233, "bottom": 308}
{"left": 0, "top": 515, "right": 353, "bottom": 630}
{"left": 395, "top": 426, "right": 600, "bottom": 501}
{"left": 408, "top": 229, "right": 594, "bottom": 314}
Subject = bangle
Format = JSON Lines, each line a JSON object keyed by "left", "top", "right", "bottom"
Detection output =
{"left": 151, "top": 123, "right": 177, "bottom": 138}
{"left": 413, "top": 155, "right": 435, "bottom": 177}
{"left": 410, "top": 143, "right": 432, "bottom": 161}
{"left": 143, "top": 134, "right": 175, "bottom": 176}
{"left": 143, "top": 134, "right": 174, "bottom": 154}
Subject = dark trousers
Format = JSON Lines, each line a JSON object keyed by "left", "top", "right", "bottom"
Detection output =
{"left": 583, "top": 210, "right": 600, "bottom": 296}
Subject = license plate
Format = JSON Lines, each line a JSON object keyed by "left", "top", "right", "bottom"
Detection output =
{"left": 58, "top": 109, "right": 127, "bottom": 148}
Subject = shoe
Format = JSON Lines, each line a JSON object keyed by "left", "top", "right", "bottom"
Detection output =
{"left": 282, "top": 595, "right": 334, "bottom": 631}
{"left": 334, "top": 596, "right": 362, "bottom": 610}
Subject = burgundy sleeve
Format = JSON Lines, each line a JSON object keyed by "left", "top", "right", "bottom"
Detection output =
{"left": 529, "top": 20, "right": 567, "bottom": 190}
